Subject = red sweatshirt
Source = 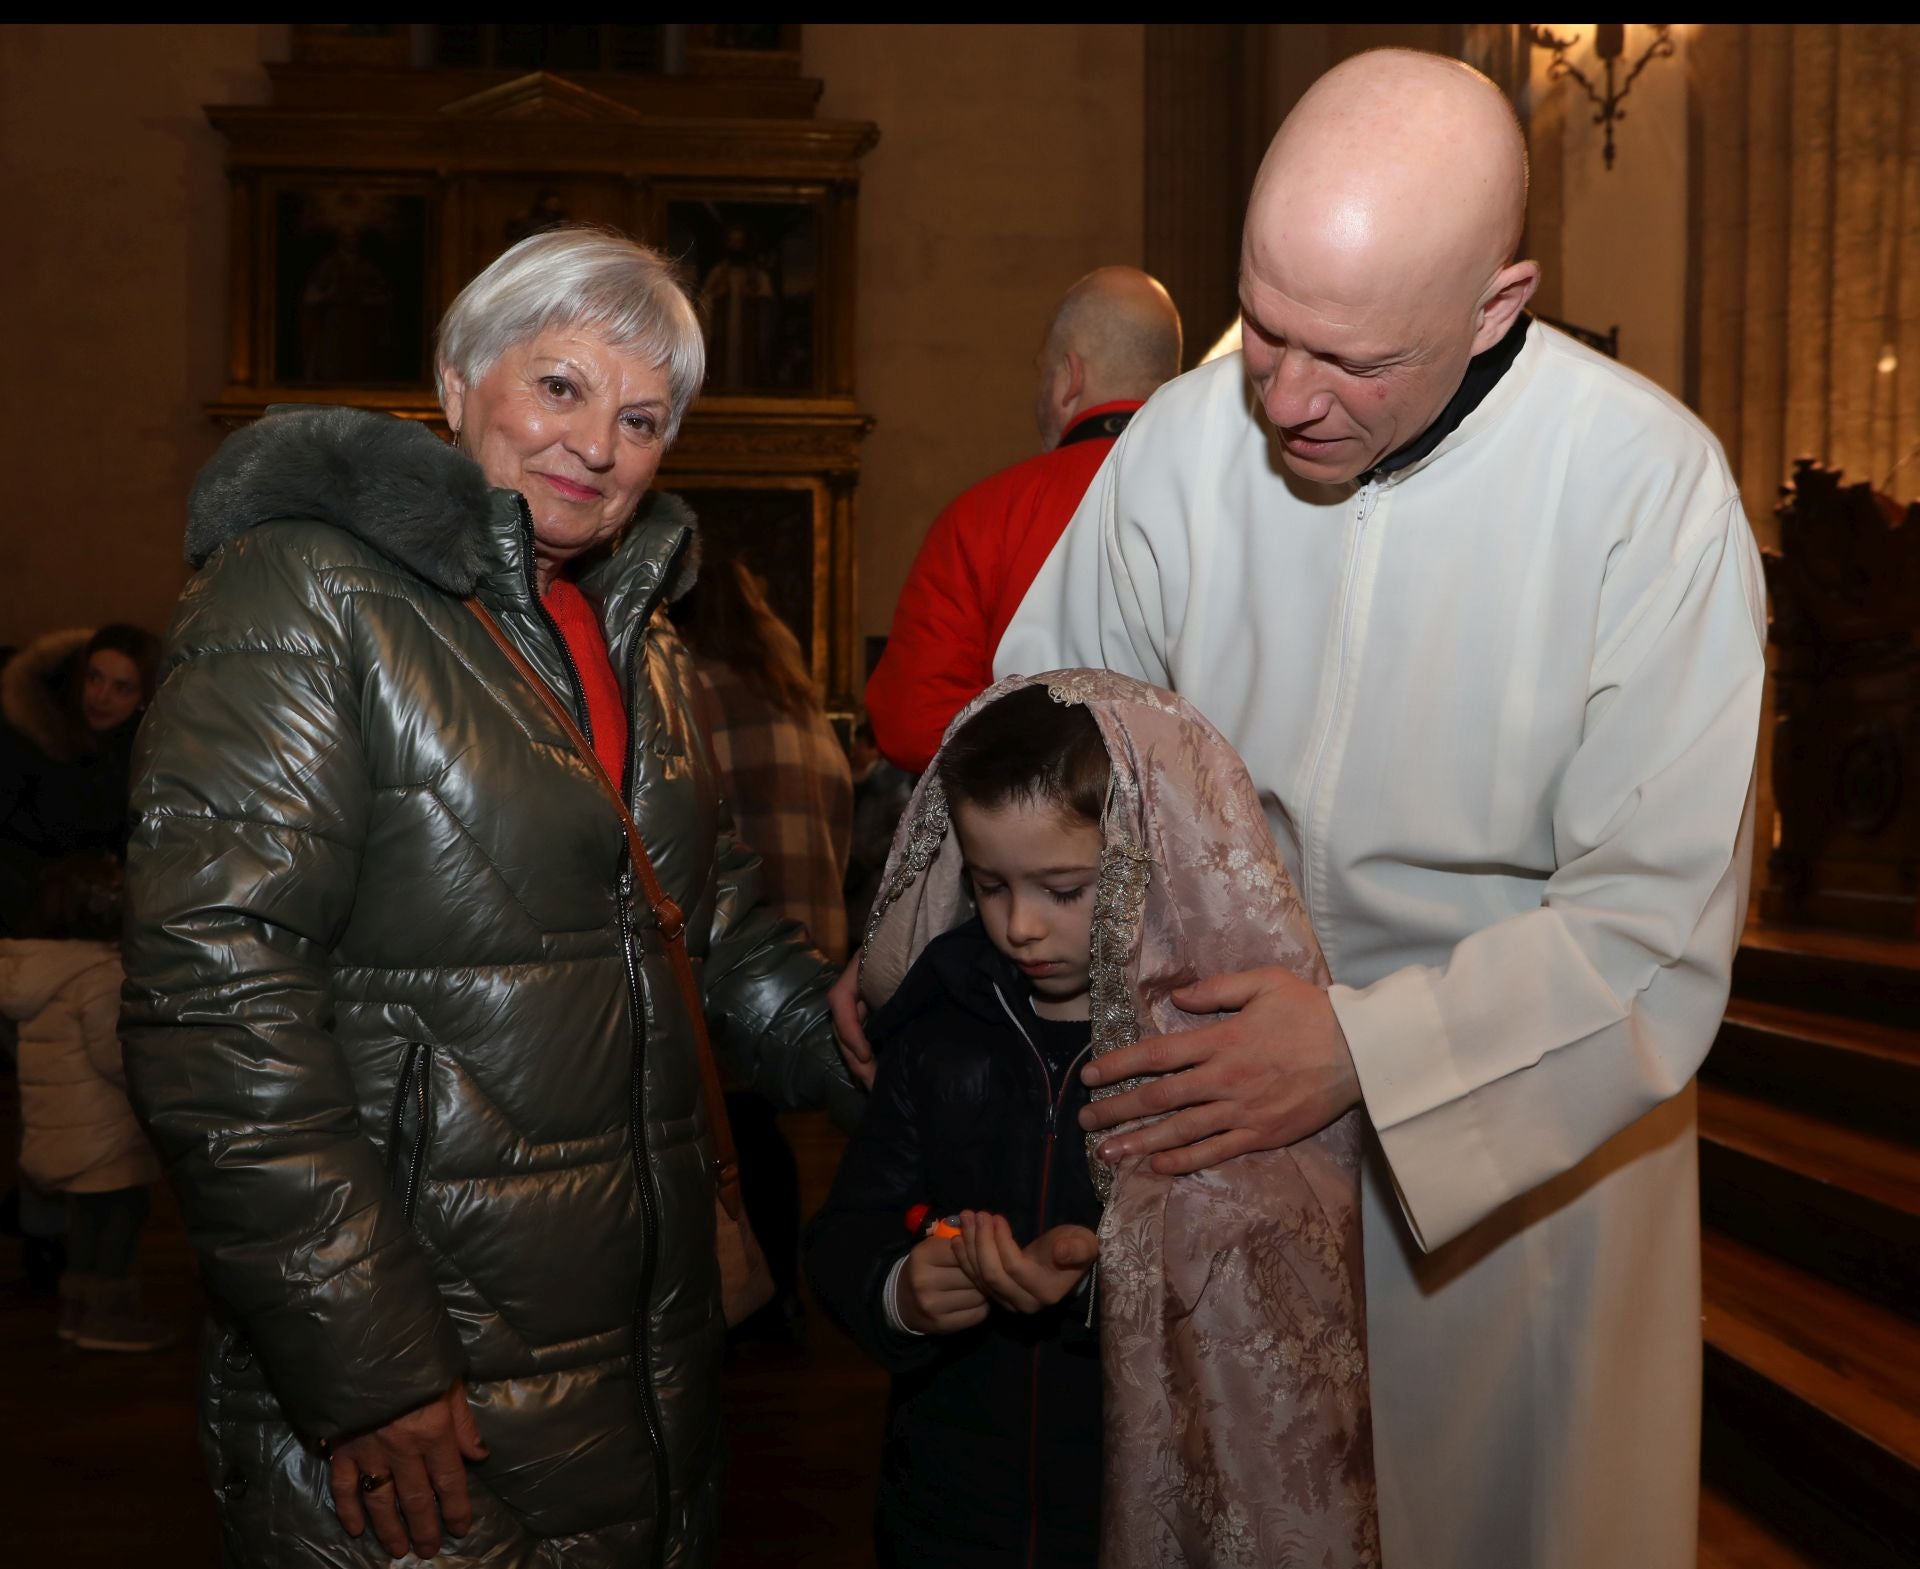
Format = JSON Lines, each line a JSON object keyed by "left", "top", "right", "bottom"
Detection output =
{"left": 864, "top": 401, "right": 1141, "bottom": 774}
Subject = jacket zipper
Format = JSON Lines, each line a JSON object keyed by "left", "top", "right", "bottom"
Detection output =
{"left": 992, "top": 985, "right": 1096, "bottom": 1569}
{"left": 622, "top": 529, "right": 695, "bottom": 1569}
{"left": 515, "top": 500, "right": 672, "bottom": 1564}
{"left": 620, "top": 622, "right": 672, "bottom": 1569}
{"left": 518, "top": 501, "right": 595, "bottom": 749}
{"left": 388, "top": 1043, "right": 432, "bottom": 1225}
{"left": 616, "top": 856, "right": 671, "bottom": 1569}
{"left": 1297, "top": 478, "right": 1379, "bottom": 933}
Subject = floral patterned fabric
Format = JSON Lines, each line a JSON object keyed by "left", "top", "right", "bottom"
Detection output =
{"left": 861, "top": 670, "right": 1377, "bottom": 1568}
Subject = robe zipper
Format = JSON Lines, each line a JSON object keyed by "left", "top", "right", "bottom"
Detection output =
{"left": 1297, "top": 478, "right": 1379, "bottom": 933}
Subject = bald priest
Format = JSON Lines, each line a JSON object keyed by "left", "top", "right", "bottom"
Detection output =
{"left": 998, "top": 50, "right": 1764, "bottom": 1569}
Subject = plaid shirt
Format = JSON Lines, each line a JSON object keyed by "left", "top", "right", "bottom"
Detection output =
{"left": 694, "top": 657, "right": 854, "bottom": 962}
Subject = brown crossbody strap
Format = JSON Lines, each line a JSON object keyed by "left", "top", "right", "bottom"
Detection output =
{"left": 461, "top": 596, "right": 743, "bottom": 1212}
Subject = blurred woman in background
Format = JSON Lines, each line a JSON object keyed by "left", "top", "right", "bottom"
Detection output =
{"left": 671, "top": 544, "right": 852, "bottom": 962}
{"left": 671, "top": 542, "right": 854, "bottom": 1338}
{"left": 0, "top": 622, "right": 158, "bottom": 1294}
{"left": 0, "top": 623, "right": 159, "bottom": 934}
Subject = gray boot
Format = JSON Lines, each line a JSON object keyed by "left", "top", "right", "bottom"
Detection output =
{"left": 57, "top": 1272, "right": 97, "bottom": 1341}
{"left": 73, "top": 1277, "right": 174, "bottom": 1353}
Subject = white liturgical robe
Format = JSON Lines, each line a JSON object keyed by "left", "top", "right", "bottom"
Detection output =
{"left": 996, "top": 323, "right": 1766, "bottom": 1569}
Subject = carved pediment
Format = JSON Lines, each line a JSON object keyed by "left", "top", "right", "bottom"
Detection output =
{"left": 440, "top": 72, "right": 643, "bottom": 122}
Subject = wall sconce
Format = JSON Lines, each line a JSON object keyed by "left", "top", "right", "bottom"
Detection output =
{"left": 1527, "top": 23, "right": 1677, "bottom": 170}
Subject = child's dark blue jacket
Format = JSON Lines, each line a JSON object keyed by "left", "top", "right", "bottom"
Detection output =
{"left": 805, "top": 916, "right": 1102, "bottom": 1569}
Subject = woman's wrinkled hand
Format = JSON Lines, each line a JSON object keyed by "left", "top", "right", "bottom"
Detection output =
{"left": 828, "top": 957, "right": 875, "bottom": 1089}
{"left": 326, "top": 1382, "right": 489, "bottom": 1560}
{"left": 954, "top": 1212, "right": 1099, "bottom": 1315}
{"left": 895, "top": 1232, "right": 989, "bottom": 1334}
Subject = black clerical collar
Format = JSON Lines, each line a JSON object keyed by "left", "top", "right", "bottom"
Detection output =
{"left": 1360, "top": 312, "right": 1531, "bottom": 485}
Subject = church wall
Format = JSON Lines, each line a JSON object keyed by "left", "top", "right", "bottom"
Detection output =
{"left": 1525, "top": 27, "right": 1772, "bottom": 901}
{"left": 0, "top": 25, "right": 288, "bottom": 649}
{"left": 0, "top": 24, "right": 1702, "bottom": 683}
{"left": 803, "top": 24, "right": 1147, "bottom": 657}
{"left": 1527, "top": 26, "right": 1692, "bottom": 400}
{"left": 0, "top": 25, "right": 1146, "bottom": 668}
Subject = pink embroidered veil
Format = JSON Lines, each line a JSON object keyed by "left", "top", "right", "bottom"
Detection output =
{"left": 860, "top": 670, "right": 1378, "bottom": 1568}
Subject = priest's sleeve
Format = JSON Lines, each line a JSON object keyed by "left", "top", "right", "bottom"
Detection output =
{"left": 1329, "top": 496, "right": 1768, "bottom": 1252}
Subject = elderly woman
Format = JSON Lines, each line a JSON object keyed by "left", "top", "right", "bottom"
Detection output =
{"left": 122, "top": 228, "right": 861, "bottom": 1567}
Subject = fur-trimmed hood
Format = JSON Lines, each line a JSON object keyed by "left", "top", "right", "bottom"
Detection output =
{"left": 1, "top": 628, "right": 90, "bottom": 763}
{"left": 186, "top": 405, "right": 700, "bottom": 610}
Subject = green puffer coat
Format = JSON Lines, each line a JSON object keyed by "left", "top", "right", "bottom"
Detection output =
{"left": 121, "top": 407, "right": 862, "bottom": 1567}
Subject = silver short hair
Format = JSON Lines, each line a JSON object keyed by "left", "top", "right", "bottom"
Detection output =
{"left": 435, "top": 227, "right": 706, "bottom": 442}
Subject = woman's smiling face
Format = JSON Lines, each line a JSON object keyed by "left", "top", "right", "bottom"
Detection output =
{"left": 441, "top": 326, "right": 675, "bottom": 586}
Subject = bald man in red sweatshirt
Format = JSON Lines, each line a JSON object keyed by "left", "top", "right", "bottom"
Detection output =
{"left": 864, "top": 267, "right": 1182, "bottom": 773}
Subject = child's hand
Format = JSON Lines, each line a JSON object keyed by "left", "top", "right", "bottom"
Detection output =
{"left": 895, "top": 1233, "right": 990, "bottom": 1335}
{"left": 954, "top": 1211, "right": 1099, "bottom": 1314}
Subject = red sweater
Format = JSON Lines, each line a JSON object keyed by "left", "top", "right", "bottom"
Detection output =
{"left": 543, "top": 579, "right": 628, "bottom": 791}
{"left": 864, "top": 401, "right": 1141, "bottom": 774}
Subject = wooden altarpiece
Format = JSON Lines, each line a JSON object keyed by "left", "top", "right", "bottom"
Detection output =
{"left": 204, "top": 55, "right": 878, "bottom": 707}
{"left": 1762, "top": 460, "right": 1920, "bottom": 936}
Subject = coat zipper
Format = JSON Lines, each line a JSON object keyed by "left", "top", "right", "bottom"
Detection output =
{"left": 619, "top": 620, "right": 673, "bottom": 1569}
{"left": 514, "top": 500, "right": 672, "bottom": 1564}
{"left": 1297, "top": 478, "right": 1379, "bottom": 933}
{"left": 614, "top": 528, "right": 693, "bottom": 1569}
{"left": 388, "top": 1043, "right": 432, "bottom": 1226}
{"left": 617, "top": 857, "right": 671, "bottom": 1569}
{"left": 517, "top": 501, "right": 595, "bottom": 748}
{"left": 992, "top": 984, "right": 1096, "bottom": 1569}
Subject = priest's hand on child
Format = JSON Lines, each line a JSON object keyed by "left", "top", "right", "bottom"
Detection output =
{"left": 1077, "top": 965, "right": 1362, "bottom": 1175}
{"left": 895, "top": 1232, "right": 990, "bottom": 1334}
{"left": 953, "top": 1211, "right": 1099, "bottom": 1314}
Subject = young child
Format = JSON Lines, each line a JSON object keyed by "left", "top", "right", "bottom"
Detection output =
{"left": 808, "top": 683, "right": 1110, "bottom": 1567}
{"left": 813, "top": 673, "right": 1376, "bottom": 1569}
{"left": 0, "top": 851, "right": 170, "bottom": 1351}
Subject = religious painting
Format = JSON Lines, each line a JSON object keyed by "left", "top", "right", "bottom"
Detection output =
{"left": 664, "top": 197, "right": 821, "bottom": 394}
{"left": 669, "top": 484, "right": 823, "bottom": 675}
{"left": 289, "top": 23, "right": 412, "bottom": 69}
{"left": 684, "top": 23, "right": 803, "bottom": 73}
{"left": 428, "top": 23, "right": 666, "bottom": 73}
{"left": 461, "top": 179, "right": 639, "bottom": 285}
{"left": 271, "top": 184, "right": 431, "bottom": 386}
{"left": 708, "top": 24, "right": 784, "bottom": 49}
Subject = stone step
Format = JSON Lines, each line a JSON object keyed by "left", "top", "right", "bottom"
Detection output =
{"left": 1701, "top": 1231, "right": 1920, "bottom": 1568}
